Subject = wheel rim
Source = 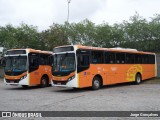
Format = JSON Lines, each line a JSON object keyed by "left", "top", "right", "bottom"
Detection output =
{"left": 137, "top": 75, "right": 141, "bottom": 83}
{"left": 42, "top": 78, "right": 46, "bottom": 86}
{"left": 94, "top": 79, "right": 100, "bottom": 89}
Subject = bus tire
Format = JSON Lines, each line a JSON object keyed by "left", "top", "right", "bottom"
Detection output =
{"left": 40, "top": 76, "right": 48, "bottom": 88}
{"left": 92, "top": 77, "right": 101, "bottom": 90}
{"left": 135, "top": 73, "right": 141, "bottom": 85}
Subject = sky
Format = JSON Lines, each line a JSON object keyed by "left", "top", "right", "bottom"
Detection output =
{"left": 0, "top": 0, "right": 160, "bottom": 31}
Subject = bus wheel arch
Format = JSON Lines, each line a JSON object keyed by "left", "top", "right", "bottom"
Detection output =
{"left": 135, "top": 72, "right": 142, "bottom": 85}
{"left": 40, "top": 74, "right": 49, "bottom": 87}
{"left": 92, "top": 75, "right": 103, "bottom": 90}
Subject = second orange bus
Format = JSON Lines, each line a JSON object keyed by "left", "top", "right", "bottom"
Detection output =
{"left": 51, "top": 45, "right": 157, "bottom": 90}
{"left": 4, "top": 48, "right": 53, "bottom": 88}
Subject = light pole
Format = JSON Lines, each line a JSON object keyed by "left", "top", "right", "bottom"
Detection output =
{"left": 66, "top": 0, "right": 72, "bottom": 44}
{"left": 67, "top": 0, "right": 71, "bottom": 23}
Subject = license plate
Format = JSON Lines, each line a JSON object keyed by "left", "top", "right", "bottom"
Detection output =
{"left": 57, "top": 82, "right": 61, "bottom": 85}
{"left": 10, "top": 81, "right": 14, "bottom": 83}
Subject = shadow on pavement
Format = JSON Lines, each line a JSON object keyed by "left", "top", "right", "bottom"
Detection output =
{"left": 52, "top": 78, "right": 159, "bottom": 93}
{"left": 3, "top": 85, "right": 51, "bottom": 91}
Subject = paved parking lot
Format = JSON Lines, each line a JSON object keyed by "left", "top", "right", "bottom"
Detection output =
{"left": 0, "top": 78, "right": 160, "bottom": 113}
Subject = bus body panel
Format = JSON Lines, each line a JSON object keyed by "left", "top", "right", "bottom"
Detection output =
{"left": 141, "top": 64, "right": 156, "bottom": 80}
{"left": 52, "top": 72, "right": 78, "bottom": 88}
{"left": 52, "top": 72, "right": 75, "bottom": 81}
{"left": 29, "top": 65, "right": 52, "bottom": 86}
{"left": 52, "top": 74, "right": 78, "bottom": 88}
{"left": 52, "top": 45, "right": 156, "bottom": 89}
{"left": 77, "top": 64, "right": 156, "bottom": 88}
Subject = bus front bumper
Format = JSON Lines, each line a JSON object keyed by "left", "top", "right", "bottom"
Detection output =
{"left": 4, "top": 77, "right": 29, "bottom": 86}
{"left": 51, "top": 79, "right": 78, "bottom": 88}
{"left": 51, "top": 80, "right": 69, "bottom": 88}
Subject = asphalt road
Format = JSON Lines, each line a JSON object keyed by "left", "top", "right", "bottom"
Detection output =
{"left": 0, "top": 79, "right": 160, "bottom": 119}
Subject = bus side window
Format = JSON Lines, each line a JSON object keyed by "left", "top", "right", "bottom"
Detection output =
{"left": 91, "top": 51, "right": 103, "bottom": 64}
{"left": 126, "top": 53, "right": 135, "bottom": 64}
{"left": 149, "top": 55, "right": 155, "bottom": 64}
{"left": 40, "top": 54, "right": 49, "bottom": 65}
{"left": 49, "top": 55, "right": 54, "bottom": 66}
{"left": 105, "top": 52, "right": 115, "bottom": 64}
{"left": 30, "top": 57, "right": 39, "bottom": 68}
{"left": 78, "top": 55, "right": 89, "bottom": 67}
{"left": 29, "top": 53, "right": 39, "bottom": 71}
{"left": 135, "top": 54, "right": 142, "bottom": 64}
{"left": 116, "top": 53, "right": 125, "bottom": 64}
{"left": 144, "top": 55, "right": 149, "bottom": 64}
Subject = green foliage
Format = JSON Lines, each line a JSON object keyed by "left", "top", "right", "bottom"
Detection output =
{"left": 38, "top": 23, "right": 69, "bottom": 51}
{"left": 0, "top": 13, "right": 160, "bottom": 52}
{"left": 67, "top": 19, "right": 96, "bottom": 46}
{"left": 0, "top": 24, "right": 17, "bottom": 49}
{"left": 0, "top": 23, "right": 39, "bottom": 49}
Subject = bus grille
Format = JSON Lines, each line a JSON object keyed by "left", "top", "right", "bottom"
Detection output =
{"left": 5, "top": 79, "right": 20, "bottom": 83}
{"left": 52, "top": 80, "right": 68, "bottom": 85}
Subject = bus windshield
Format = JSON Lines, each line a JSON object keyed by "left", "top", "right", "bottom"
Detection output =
{"left": 5, "top": 56, "right": 27, "bottom": 72}
{"left": 52, "top": 53, "right": 75, "bottom": 75}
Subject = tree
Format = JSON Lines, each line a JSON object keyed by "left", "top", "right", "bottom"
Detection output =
{"left": 0, "top": 24, "right": 17, "bottom": 49}
{"left": 122, "top": 13, "right": 151, "bottom": 51}
{"left": 0, "top": 23, "right": 39, "bottom": 50}
{"left": 16, "top": 23, "right": 39, "bottom": 49}
{"left": 68, "top": 19, "right": 96, "bottom": 46}
{"left": 149, "top": 14, "right": 160, "bottom": 52}
{"left": 40, "top": 23, "right": 69, "bottom": 51}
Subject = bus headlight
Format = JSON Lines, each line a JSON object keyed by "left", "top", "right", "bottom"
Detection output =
{"left": 68, "top": 75, "right": 75, "bottom": 82}
{"left": 20, "top": 75, "right": 27, "bottom": 80}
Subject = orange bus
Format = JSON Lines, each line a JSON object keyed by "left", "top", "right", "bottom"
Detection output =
{"left": 4, "top": 49, "right": 53, "bottom": 88}
{"left": 51, "top": 45, "right": 157, "bottom": 90}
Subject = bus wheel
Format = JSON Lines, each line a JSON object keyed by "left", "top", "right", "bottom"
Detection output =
{"left": 40, "top": 77, "right": 48, "bottom": 88}
{"left": 92, "top": 77, "right": 101, "bottom": 90}
{"left": 22, "top": 85, "right": 28, "bottom": 88}
{"left": 135, "top": 73, "right": 141, "bottom": 85}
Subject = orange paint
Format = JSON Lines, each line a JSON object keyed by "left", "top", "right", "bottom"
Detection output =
{"left": 5, "top": 72, "right": 27, "bottom": 80}
{"left": 52, "top": 72, "right": 75, "bottom": 81}
{"left": 29, "top": 65, "right": 52, "bottom": 85}
{"left": 77, "top": 64, "right": 155, "bottom": 88}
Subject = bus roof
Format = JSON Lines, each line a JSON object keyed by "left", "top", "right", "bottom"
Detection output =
{"left": 77, "top": 45, "right": 155, "bottom": 54}
{"left": 6, "top": 48, "right": 53, "bottom": 55}
{"left": 55, "top": 45, "right": 155, "bottom": 55}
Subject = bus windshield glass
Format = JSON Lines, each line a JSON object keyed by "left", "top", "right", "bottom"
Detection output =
{"left": 5, "top": 56, "right": 27, "bottom": 72}
{"left": 52, "top": 53, "right": 75, "bottom": 75}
